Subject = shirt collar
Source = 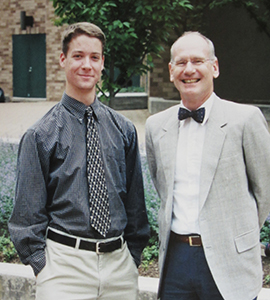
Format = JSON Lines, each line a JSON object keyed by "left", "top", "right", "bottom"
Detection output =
{"left": 180, "top": 92, "right": 215, "bottom": 125}
{"left": 61, "top": 93, "right": 102, "bottom": 124}
{"left": 89, "top": 96, "right": 103, "bottom": 124}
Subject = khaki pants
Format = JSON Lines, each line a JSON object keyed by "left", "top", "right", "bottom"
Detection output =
{"left": 36, "top": 233, "right": 138, "bottom": 300}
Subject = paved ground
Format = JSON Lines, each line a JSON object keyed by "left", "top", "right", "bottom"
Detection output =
{"left": 0, "top": 101, "right": 150, "bottom": 151}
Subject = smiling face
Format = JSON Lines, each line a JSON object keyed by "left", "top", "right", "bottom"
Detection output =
{"left": 169, "top": 34, "right": 219, "bottom": 110}
{"left": 59, "top": 34, "right": 104, "bottom": 105}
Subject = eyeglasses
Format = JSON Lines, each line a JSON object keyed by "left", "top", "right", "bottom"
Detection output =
{"left": 171, "top": 58, "right": 214, "bottom": 68}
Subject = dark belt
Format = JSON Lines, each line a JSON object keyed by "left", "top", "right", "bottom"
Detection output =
{"left": 171, "top": 231, "right": 202, "bottom": 247}
{"left": 47, "top": 229, "right": 123, "bottom": 254}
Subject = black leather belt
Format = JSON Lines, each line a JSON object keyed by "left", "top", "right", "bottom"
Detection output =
{"left": 47, "top": 229, "right": 123, "bottom": 254}
{"left": 171, "top": 231, "right": 202, "bottom": 247}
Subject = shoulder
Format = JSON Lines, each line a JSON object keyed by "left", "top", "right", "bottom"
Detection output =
{"left": 23, "top": 102, "right": 70, "bottom": 149}
{"left": 99, "top": 101, "right": 136, "bottom": 132}
{"left": 214, "top": 96, "right": 265, "bottom": 123}
{"left": 216, "top": 95, "right": 259, "bottom": 113}
{"left": 146, "top": 104, "right": 180, "bottom": 129}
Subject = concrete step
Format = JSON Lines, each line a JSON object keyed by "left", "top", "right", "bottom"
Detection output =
{"left": 0, "top": 262, "right": 270, "bottom": 300}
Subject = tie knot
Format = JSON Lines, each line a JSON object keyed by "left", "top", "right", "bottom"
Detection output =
{"left": 86, "top": 107, "right": 93, "bottom": 119}
{"left": 178, "top": 107, "right": 205, "bottom": 123}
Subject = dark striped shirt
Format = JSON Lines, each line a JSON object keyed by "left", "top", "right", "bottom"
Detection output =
{"left": 9, "top": 93, "right": 150, "bottom": 275}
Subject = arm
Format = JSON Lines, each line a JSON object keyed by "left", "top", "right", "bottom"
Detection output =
{"left": 123, "top": 126, "right": 150, "bottom": 266}
{"left": 8, "top": 130, "right": 49, "bottom": 276}
{"left": 243, "top": 107, "right": 270, "bottom": 227}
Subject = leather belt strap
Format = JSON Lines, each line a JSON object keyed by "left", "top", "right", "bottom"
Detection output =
{"left": 47, "top": 229, "right": 123, "bottom": 254}
{"left": 171, "top": 231, "right": 202, "bottom": 247}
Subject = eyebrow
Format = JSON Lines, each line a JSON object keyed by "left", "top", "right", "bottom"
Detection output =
{"left": 71, "top": 50, "right": 102, "bottom": 56}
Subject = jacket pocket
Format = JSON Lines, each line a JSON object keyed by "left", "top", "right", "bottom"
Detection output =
{"left": 234, "top": 227, "right": 259, "bottom": 253}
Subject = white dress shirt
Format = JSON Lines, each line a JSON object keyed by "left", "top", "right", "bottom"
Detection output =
{"left": 171, "top": 93, "right": 214, "bottom": 235}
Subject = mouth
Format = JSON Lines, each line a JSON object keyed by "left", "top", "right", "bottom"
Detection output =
{"left": 79, "top": 74, "right": 94, "bottom": 79}
{"left": 182, "top": 79, "right": 200, "bottom": 84}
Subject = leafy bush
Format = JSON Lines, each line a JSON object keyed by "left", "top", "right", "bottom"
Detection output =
{"left": 3, "top": 141, "right": 269, "bottom": 268}
{"left": 141, "top": 155, "right": 160, "bottom": 266}
{"left": 261, "top": 221, "right": 270, "bottom": 244}
{"left": 0, "top": 142, "right": 18, "bottom": 227}
{"left": 0, "top": 141, "right": 19, "bottom": 262}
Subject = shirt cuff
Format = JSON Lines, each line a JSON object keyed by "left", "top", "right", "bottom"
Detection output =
{"left": 28, "top": 250, "right": 46, "bottom": 276}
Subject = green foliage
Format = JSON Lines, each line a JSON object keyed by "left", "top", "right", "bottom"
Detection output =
{"left": 0, "top": 142, "right": 19, "bottom": 262}
{"left": 2, "top": 141, "right": 270, "bottom": 269}
{"left": 264, "top": 274, "right": 270, "bottom": 285}
{"left": 0, "top": 234, "right": 18, "bottom": 262}
{"left": 141, "top": 155, "right": 160, "bottom": 266}
{"left": 0, "top": 142, "right": 17, "bottom": 228}
{"left": 261, "top": 221, "right": 270, "bottom": 244}
{"left": 51, "top": 0, "right": 193, "bottom": 100}
{"left": 51, "top": 0, "right": 270, "bottom": 102}
{"left": 119, "top": 87, "right": 145, "bottom": 93}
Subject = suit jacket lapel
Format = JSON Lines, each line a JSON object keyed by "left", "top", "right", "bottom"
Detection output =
{"left": 159, "top": 106, "right": 179, "bottom": 191}
{"left": 199, "top": 96, "right": 227, "bottom": 211}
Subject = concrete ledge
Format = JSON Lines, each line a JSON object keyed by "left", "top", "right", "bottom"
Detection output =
{"left": 1, "top": 262, "right": 270, "bottom": 299}
{"left": 257, "top": 104, "right": 270, "bottom": 122}
{"left": 148, "top": 97, "right": 270, "bottom": 123}
{"left": 110, "top": 93, "right": 148, "bottom": 110}
{"left": 0, "top": 263, "right": 35, "bottom": 300}
{"left": 148, "top": 97, "right": 178, "bottom": 115}
{"left": 0, "top": 263, "right": 158, "bottom": 300}
{"left": 12, "top": 97, "right": 47, "bottom": 102}
{"left": 138, "top": 276, "right": 159, "bottom": 300}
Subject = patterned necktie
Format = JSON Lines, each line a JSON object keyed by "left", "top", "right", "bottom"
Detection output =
{"left": 86, "top": 107, "right": 110, "bottom": 237}
{"left": 178, "top": 107, "right": 205, "bottom": 123}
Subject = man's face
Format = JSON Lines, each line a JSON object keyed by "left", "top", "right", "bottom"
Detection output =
{"left": 59, "top": 34, "right": 104, "bottom": 100}
{"left": 169, "top": 34, "right": 219, "bottom": 109}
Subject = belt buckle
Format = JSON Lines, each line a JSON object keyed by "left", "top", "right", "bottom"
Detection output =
{"left": 96, "top": 241, "right": 104, "bottom": 254}
{"left": 188, "top": 236, "right": 201, "bottom": 247}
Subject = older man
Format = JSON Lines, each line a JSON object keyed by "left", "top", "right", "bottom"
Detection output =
{"left": 145, "top": 31, "right": 270, "bottom": 300}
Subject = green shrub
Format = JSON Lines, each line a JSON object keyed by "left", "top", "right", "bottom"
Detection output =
{"left": 261, "top": 220, "right": 270, "bottom": 244}
{"left": 141, "top": 155, "right": 160, "bottom": 266}
{"left": 0, "top": 142, "right": 18, "bottom": 229}
{"left": 3, "top": 141, "right": 269, "bottom": 269}
{"left": 0, "top": 141, "right": 19, "bottom": 262}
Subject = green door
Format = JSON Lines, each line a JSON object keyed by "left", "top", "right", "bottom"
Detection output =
{"left": 13, "top": 34, "right": 46, "bottom": 98}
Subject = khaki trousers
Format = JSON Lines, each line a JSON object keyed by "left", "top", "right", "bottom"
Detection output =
{"left": 36, "top": 234, "right": 138, "bottom": 300}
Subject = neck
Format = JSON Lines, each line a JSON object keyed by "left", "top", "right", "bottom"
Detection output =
{"left": 181, "top": 92, "right": 212, "bottom": 111}
{"left": 65, "top": 87, "right": 96, "bottom": 106}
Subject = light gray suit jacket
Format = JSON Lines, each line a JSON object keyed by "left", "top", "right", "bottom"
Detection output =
{"left": 145, "top": 94, "right": 270, "bottom": 300}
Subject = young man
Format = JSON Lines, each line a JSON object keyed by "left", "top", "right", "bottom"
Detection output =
{"left": 145, "top": 31, "right": 270, "bottom": 300}
{"left": 9, "top": 22, "right": 149, "bottom": 300}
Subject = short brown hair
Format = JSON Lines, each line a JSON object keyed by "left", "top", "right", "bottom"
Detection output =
{"left": 61, "top": 22, "right": 106, "bottom": 56}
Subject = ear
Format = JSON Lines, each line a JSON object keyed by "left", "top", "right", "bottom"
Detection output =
{"left": 59, "top": 52, "right": 66, "bottom": 68}
{"left": 213, "top": 59, "right": 220, "bottom": 79}
{"left": 101, "top": 55, "right": 105, "bottom": 71}
{"left": 168, "top": 62, "right": 174, "bottom": 82}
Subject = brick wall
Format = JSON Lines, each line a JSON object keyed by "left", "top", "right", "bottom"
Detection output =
{"left": 1, "top": 1, "right": 269, "bottom": 104}
{"left": 149, "top": 45, "right": 179, "bottom": 100}
{"left": 0, "top": 0, "right": 180, "bottom": 103}
{"left": 0, "top": 0, "right": 178, "bottom": 103}
{"left": 0, "top": 0, "right": 65, "bottom": 102}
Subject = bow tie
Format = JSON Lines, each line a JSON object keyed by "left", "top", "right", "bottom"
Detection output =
{"left": 178, "top": 107, "right": 205, "bottom": 123}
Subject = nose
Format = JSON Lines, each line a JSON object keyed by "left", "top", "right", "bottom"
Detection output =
{"left": 184, "top": 61, "right": 195, "bottom": 74}
{"left": 82, "top": 57, "right": 92, "bottom": 69}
